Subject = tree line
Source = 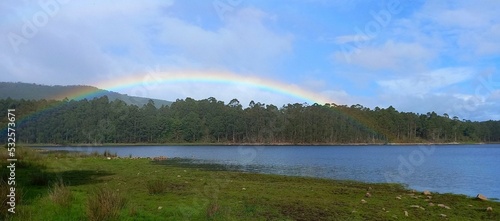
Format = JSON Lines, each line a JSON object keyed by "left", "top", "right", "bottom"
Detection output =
{"left": 1, "top": 96, "right": 499, "bottom": 144}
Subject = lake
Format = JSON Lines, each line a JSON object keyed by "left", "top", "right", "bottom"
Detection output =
{"left": 35, "top": 144, "right": 500, "bottom": 200}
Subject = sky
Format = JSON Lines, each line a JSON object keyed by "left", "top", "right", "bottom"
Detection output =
{"left": 1, "top": 0, "right": 500, "bottom": 121}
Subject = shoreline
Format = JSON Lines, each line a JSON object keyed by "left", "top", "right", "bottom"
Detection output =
{"left": 21, "top": 142, "right": 499, "bottom": 147}
{"left": 0, "top": 147, "right": 500, "bottom": 221}
{"left": 2, "top": 147, "right": 499, "bottom": 220}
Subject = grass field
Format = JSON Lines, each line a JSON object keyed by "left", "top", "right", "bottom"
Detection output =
{"left": 1, "top": 147, "right": 499, "bottom": 220}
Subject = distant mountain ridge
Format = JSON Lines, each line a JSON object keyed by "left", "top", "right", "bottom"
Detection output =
{"left": 0, "top": 82, "right": 172, "bottom": 107}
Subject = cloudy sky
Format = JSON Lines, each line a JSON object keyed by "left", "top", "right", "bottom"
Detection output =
{"left": 1, "top": 0, "right": 500, "bottom": 121}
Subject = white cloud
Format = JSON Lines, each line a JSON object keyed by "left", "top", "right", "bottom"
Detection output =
{"left": 418, "top": 1, "right": 500, "bottom": 29}
{"left": 431, "top": 9, "right": 488, "bottom": 29}
{"left": 457, "top": 24, "right": 500, "bottom": 56}
{"left": 377, "top": 67, "right": 474, "bottom": 95}
{"left": 330, "top": 0, "right": 500, "bottom": 75}
{"left": 319, "top": 89, "right": 351, "bottom": 105}
{"left": 0, "top": 0, "right": 171, "bottom": 85}
{"left": 369, "top": 67, "right": 500, "bottom": 120}
{"left": 333, "top": 40, "right": 434, "bottom": 71}
{"left": 487, "top": 90, "right": 500, "bottom": 100}
{"left": 0, "top": 2, "right": 293, "bottom": 86}
{"left": 327, "top": 0, "right": 500, "bottom": 121}
{"left": 414, "top": 1, "right": 500, "bottom": 56}
{"left": 156, "top": 7, "right": 293, "bottom": 73}
{"left": 1, "top": 0, "right": 499, "bottom": 122}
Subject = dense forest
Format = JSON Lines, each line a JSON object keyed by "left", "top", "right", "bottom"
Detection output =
{"left": 1, "top": 96, "right": 499, "bottom": 144}
{"left": 0, "top": 82, "right": 172, "bottom": 108}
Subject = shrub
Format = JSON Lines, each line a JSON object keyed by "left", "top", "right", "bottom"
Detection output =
{"left": 206, "top": 200, "right": 220, "bottom": 219}
{"left": 91, "top": 151, "right": 100, "bottom": 157}
{"left": 103, "top": 150, "right": 117, "bottom": 157}
{"left": 48, "top": 178, "right": 72, "bottom": 207}
{"left": 87, "top": 187, "right": 126, "bottom": 221}
{"left": 147, "top": 180, "right": 168, "bottom": 195}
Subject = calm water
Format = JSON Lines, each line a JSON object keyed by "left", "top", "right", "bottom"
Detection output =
{"left": 36, "top": 144, "right": 500, "bottom": 199}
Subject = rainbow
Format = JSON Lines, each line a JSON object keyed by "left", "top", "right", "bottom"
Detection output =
{"left": 4, "top": 71, "right": 337, "bottom": 132}
{"left": 2, "top": 71, "right": 388, "bottom": 142}
{"left": 54, "top": 70, "right": 335, "bottom": 105}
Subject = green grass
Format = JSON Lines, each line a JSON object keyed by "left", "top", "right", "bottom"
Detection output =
{"left": 1, "top": 147, "right": 499, "bottom": 220}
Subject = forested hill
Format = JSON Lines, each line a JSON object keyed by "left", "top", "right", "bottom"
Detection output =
{"left": 1, "top": 96, "right": 499, "bottom": 145}
{"left": 0, "top": 82, "right": 171, "bottom": 108}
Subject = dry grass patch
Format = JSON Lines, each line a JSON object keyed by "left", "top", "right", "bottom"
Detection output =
{"left": 87, "top": 187, "right": 126, "bottom": 221}
{"left": 48, "top": 178, "right": 72, "bottom": 207}
{"left": 206, "top": 200, "right": 221, "bottom": 219}
{"left": 147, "top": 179, "right": 168, "bottom": 195}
